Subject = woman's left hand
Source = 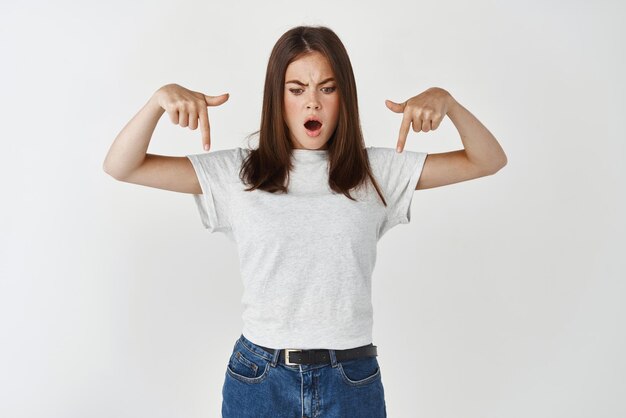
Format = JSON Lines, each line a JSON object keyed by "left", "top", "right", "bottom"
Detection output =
{"left": 385, "top": 87, "right": 453, "bottom": 152}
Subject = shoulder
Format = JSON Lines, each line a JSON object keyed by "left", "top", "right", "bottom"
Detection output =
{"left": 192, "top": 147, "right": 246, "bottom": 158}
{"left": 366, "top": 146, "right": 425, "bottom": 167}
{"left": 186, "top": 147, "right": 250, "bottom": 180}
{"left": 365, "top": 146, "right": 392, "bottom": 165}
{"left": 188, "top": 147, "right": 248, "bottom": 165}
{"left": 365, "top": 146, "right": 389, "bottom": 157}
{"left": 366, "top": 146, "right": 423, "bottom": 158}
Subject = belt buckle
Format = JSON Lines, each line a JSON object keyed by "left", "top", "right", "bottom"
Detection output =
{"left": 284, "top": 349, "right": 302, "bottom": 366}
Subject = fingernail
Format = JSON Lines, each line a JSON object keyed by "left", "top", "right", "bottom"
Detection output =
{"left": 396, "top": 147, "right": 401, "bottom": 152}
{"left": 204, "top": 144, "right": 209, "bottom": 151}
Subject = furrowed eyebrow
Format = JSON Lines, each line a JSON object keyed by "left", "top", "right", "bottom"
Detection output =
{"left": 285, "top": 77, "right": 335, "bottom": 86}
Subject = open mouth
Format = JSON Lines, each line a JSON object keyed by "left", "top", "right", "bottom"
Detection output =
{"left": 304, "top": 117, "right": 323, "bottom": 137}
{"left": 304, "top": 120, "right": 323, "bottom": 131}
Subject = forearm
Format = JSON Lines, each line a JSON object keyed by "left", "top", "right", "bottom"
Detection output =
{"left": 446, "top": 95, "right": 507, "bottom": 173}
{"left": 102, "top": 92, "right": 165, "bottom": 179}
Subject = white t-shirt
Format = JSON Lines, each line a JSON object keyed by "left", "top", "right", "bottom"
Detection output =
{"left": 186, "top": 146, "right": 428, "bottom": 349}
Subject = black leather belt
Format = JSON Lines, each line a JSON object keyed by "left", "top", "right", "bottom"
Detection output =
{"left": 255, "top": 343, "right": 378, "bottom": 366}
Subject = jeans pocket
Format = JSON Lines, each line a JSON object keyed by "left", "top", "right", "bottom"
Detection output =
{"left": 337, "top": 356, "right": 381, "bottom": 387}
{"left": 226, "top": 344, "right": 271, "bottom": 384}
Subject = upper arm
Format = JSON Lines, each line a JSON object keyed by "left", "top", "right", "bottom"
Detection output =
{"left": 110, "top": 153, "right": 201, "bottom": 194}
{"left": 416, "top": 149, "right": 498, "bottom": 190}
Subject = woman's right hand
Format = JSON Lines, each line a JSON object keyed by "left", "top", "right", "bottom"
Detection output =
{"left": 154, "top": 83, "right": 229, "bottom": 151}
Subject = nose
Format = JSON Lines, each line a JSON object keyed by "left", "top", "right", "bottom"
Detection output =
{"left": 306, "top": 91, "right": 321, "bottom": 110}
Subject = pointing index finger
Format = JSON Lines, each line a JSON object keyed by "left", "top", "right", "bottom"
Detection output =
{"left": 396, "top": 110, "right": 411, "bottom": 152}
{"left": 198, "top": 105, "right": 211, "bottom": 151}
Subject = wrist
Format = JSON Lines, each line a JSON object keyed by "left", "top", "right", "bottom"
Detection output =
{"left": 445, "top": 92, "right": 459, "bottom": 115}
{"left": 148, "top": 90, "right": 166, "bottom": 114}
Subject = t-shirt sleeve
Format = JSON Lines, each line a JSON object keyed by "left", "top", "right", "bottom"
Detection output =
{"left": 185, "top": 148, "right": 242, "bottom": 233}
{"left": 367, "top": 146, "right": 428, "bottom": 239}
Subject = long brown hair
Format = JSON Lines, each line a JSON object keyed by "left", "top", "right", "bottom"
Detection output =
{"left": 240, "top": 25, "right": 388, "bottom": 206}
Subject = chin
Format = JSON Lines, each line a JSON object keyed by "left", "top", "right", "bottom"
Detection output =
{"left": 292, "top": 137, "right": 330, "bottom": 150}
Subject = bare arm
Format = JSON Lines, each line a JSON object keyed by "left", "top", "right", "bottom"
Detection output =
{"left": 102, "top": 92, "right": 165, "bottom": 179}
{"left": 102, "top": 84, "right": 229, "bottom": 194}
{"left": 445, "top": 96, "right": 507, "bottom": 173}
{"left": 385, "top": 87, "right": 507, "bottom": 190}
{"left": 416, "top": 95, "right": 508, "bottom": 190}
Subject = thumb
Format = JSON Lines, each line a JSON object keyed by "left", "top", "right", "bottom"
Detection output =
{"left": 385, "top": 99, "right": 404, "bottom": 113}
{"left": 204, "top": 93, "right": 230, "bottom": 106}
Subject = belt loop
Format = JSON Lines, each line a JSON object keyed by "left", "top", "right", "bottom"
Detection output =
{"left": 328, "top": 348, "right": 338, "bottom": 367}
{"left": 270, "top": 346, "right": 280, "bottom": 367}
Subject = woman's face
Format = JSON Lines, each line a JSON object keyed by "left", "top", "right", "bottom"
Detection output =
{"left": 283, "top": 51, "right": 340, "bottom": 150}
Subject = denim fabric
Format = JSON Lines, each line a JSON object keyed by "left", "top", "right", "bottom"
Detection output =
{"left": 222, "top": 334, "right": 387, "bottom": 417}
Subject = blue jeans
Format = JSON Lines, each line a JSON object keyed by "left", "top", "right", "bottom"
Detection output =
{"left": 222, "top": 333, "right": 387, "bottom": 417}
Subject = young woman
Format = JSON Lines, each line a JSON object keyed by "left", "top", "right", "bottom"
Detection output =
{"left": 103, "top": 25, "right": 506, "bottom": 418}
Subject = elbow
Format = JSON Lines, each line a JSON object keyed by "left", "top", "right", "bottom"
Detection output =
{"left": 497, "top": 148, "right": 508, "bottom": 170}
{"left": 498, "top": 152, "right": 508, "bottom": 170}
{"left": 488, "top": 155, "right": 508, "bottom": 175}
{"left": 102, "top": 160, "right": 116, "bottom": 179}
{"left": 479, "top": 156, "right": 507, "bottom": 177}
{"left": 102, "top": 161, "right": 125, "bottom": 181}
{"left": 102, "top": 161, "right": 111, "bottom": 176}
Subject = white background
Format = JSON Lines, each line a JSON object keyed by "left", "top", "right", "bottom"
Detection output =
{"left": 1, "top": 1, "right": 624, "bottom": 417}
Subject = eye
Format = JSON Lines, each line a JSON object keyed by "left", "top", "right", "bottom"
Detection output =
{"left": 288, "top": 87, "right": 337, "bottom": 95}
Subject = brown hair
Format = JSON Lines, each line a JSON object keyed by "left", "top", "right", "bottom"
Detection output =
{"left": 240, "top": 25, "right": 388, "bottom": 206}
